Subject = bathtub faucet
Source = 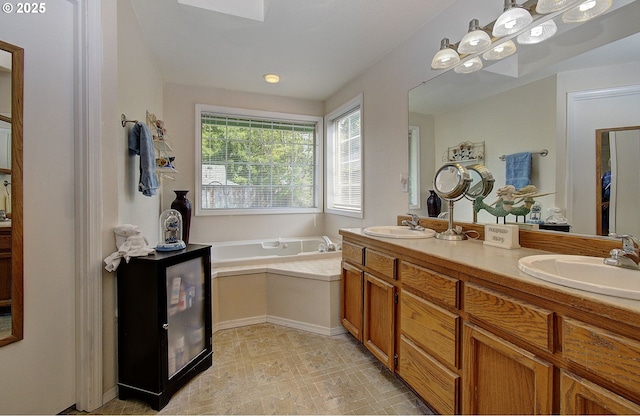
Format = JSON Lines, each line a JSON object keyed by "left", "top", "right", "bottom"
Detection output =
{"left": 322, "top": 236, "right": 337, "bottom": 252}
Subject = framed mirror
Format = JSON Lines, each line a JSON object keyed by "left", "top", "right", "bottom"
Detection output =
{"left": 409, "top": 0, "right": 640, "bottom": 236}
{"left": 0, "top": 39, "right": 23, "bottom": 347}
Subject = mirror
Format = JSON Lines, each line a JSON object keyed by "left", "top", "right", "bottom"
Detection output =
{"left": 0, "top": 40, "right": 23, "bottom": 346}
{"left": 433, "top": 163, "right": 471, "bottom": 240}
{"left": 409, "top": 0, "right": 640, "bottom": 236}
{"left": 596, "top": 126, "right": 640, "bottom": 237}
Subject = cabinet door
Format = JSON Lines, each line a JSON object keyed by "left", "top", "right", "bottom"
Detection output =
{"left": 363, "top": 272, "right": 396, "bottom": 370}
{"left": 341, "top": 262, "right": 363, "bottom": 341}
{"left": 463, "top": 323, "right": 553, "bottom": 415}
{"left": 560, "top": 370, "right": 640, "bottom": 415}
{"left": 165, "top": 256, "right": 206, "bottom": 379}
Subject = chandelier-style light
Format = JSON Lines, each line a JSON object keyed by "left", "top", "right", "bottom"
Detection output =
{"left": 535, "top": 0, "right": 581, "bottom": 14}
{"left": 493, "top": 0, "right": 533, "bottom": 37}
{"left": 454, "top": 57, "right": 483, "bottom": 74}
{"left": 562, "top": 0, "right": 612, "bottom": 23}
{"left": 431, "top": 38, "right": 460, "bottom": 69}
{"left": 517, "top": 20, "right": 558, "bottom": 44}
{"left": 458, "top": 19, "right": 492, "bottom": 55}
{"left": 482, "top": 40, "right": 517, "bottom": 61}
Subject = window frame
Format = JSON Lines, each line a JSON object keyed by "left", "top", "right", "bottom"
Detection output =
{"left": 195, "top": 104, "right": 323, "bottom": 216}
{"left": 324, "top": 94, "right": 364, "bottom": 218}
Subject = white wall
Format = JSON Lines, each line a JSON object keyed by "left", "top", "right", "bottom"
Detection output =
{"left": 323, "top": 0, "right": 504, "bottom": 233}
{"left": 0, "top": 2, "right": 77, "bottom": 414}
{"left": 162, "top": 83, "right": 327, "bottom": 242}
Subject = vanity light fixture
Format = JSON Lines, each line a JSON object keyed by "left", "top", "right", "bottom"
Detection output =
{"left": 263, "top": 73, "right": 280, "bottom": 83}
{"left": 492, "top": 0, "right": 534, "bottom": 37}
{"left": 431, "top": 38, "right": 460, "bottom": 69}
{"left": 454, "top": 57, "right": 483, "bottom": 74}
{"left": 482, "top": 39, "right": 517, "bottom": 61}
{"left": 458, "top": 19, "right": 492, "bottom": 54}
{"left": 535, "top": 0, "right": 581, "bottom": 14}
{"left": 517, "top": 19, "right": 558, "bottom": 44}
{"left": 562, "top": 0, "right": 612, "bottom": 23}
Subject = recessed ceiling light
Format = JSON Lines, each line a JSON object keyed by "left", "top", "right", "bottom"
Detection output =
{"left": 264, "top": 74, "right": 280, "bottom": 84}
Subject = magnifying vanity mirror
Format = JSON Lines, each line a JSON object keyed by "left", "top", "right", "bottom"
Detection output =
{"left": 433, "top": 163, "right": 471, "bottom": 240}
{"left": 0, "top": 39, "right": 24, "bottom": 347}
{"left": 465, "top": 164, "right": 495, "bottom": 223}
{"left": 409, "top": 0, "right": 640, "bottom": 237}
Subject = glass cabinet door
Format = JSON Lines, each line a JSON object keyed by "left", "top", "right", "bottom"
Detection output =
{"left": 165, "top": 256, "right": 205, "bottom": 379}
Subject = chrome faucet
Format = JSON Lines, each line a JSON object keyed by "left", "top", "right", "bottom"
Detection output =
{"left": 402, "top": 213, "right": 425, "bottom": 231}
{"left": 321, "top": 235, "right": 336, "bottom": 252}
{"left": 604, "top": 233, "right": 640, "bottom": 270}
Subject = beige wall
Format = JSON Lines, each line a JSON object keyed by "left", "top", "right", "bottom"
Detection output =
{"left": 0, "top": 2, "right": 77, "bottom": 414}
{"left": 162, "top": 83, "right": 327, "bottom": 242}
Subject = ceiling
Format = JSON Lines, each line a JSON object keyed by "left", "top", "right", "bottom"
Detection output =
{"left": 128, "top": 0, "right": 454, "bottom": 102}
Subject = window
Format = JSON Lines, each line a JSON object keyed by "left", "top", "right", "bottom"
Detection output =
{"left": 195, "top": 104, "right": 323, "bottom": 215}
{"left": 408, "top": 125, "right": 421, "bottom": 209}
{"left": 325, "top": 94, "right": 363, "bottom": 217}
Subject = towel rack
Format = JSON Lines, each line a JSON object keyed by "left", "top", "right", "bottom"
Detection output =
{"left": 121, "top": 113, "right": 138, "bottom": 127}
{"left": 499, "top": 149, "right": 548, "bottom": 161}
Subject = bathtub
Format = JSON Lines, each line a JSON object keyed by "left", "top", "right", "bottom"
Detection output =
{"left": 209, "top": 236, "right": 344, "bottom": 336}
{"left": 210, "top": 236, "right": 341, "bottom": 267}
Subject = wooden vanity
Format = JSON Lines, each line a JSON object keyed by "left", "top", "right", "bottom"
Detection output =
{"left": 339, "top": 221, "right": 640, "bottom": 415}
{"left": 0, "top": 225, "right": 11, "bottom": 308}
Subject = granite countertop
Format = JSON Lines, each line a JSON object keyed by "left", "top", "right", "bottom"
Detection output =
{"left": 340, "top": 227, "right": 640, "bottom": 315}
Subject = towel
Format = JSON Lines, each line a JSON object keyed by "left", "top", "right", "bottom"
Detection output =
{"left": 104, "top": 224, "right": 155, "bottom": 271}
{"left": 128, "top": 122, "right": 159, "bottom": 196}
{"left": 505, "top": 152, "right": 532, "bottom": 190}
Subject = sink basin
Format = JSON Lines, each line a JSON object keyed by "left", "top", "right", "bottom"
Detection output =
{"left": 363, "top": 225, "right": 435, "bottom": 239}
{"left": 518, "top": 254, "right": 640, "bottom": 300}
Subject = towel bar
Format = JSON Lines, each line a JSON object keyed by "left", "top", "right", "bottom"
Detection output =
{"left": 499, "top": 149, "right": 548, "bottom": 161}
{"left": 121, "top": 113, "right": 138, "bottom": 127}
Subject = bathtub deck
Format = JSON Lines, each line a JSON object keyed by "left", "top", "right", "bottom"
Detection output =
{"left": 212, "top": 256, "right": 341, "bottom": 281}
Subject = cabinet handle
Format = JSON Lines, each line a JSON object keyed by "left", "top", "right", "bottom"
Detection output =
{"left": 162, "top": 323, "right": 169, "bottom": 330}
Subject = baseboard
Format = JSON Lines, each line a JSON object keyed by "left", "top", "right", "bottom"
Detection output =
{"left": 213, "top": 315, "right": 347, "bottom": 337}
{"left": 102, "top": 386, "right": 117, "bottom": 405}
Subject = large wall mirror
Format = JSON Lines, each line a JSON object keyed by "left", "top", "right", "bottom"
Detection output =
{"left": 409, "top": 0, "right": 640, "bottom": 237}
{"left": 0, "top": 40, "right": 23, "bottom": 347}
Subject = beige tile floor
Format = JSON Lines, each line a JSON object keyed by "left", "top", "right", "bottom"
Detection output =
{"left": 68, "top": 323, "right": 432, "bottom": 415}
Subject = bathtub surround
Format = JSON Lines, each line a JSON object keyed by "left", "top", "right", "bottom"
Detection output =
{"left": 212, "top": 255, "right": 343, "bottom": 336}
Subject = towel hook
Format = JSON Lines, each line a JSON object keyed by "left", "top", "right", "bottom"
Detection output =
{"left": 121, "top": 113, "right": 138, "bottom": 127}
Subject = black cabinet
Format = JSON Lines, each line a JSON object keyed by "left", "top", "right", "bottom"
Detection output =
{"left": 116, "top": 244, "right": 212, "bottom": 410}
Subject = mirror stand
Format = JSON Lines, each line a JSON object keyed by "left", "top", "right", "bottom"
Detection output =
{"left": 436, "top": 199, "right": 466, "bottom": 241}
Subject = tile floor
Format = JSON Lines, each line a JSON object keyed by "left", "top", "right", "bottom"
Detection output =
{"left": 68, "top": 323, "right": 432, "bottom": 415}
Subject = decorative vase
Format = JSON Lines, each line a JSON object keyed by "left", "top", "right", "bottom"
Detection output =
{"left": 171, "top": 190, "right": 192, "bottom": 244}
{"left": 427, "top": 190, "right": 442, "bottom": 217}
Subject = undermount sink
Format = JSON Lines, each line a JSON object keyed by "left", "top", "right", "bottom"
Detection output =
{"left": 363, "top": 225, "right": 436, "bottom": 239}
{"left": 518, "top": 254, "right": 640, "bottom": 300}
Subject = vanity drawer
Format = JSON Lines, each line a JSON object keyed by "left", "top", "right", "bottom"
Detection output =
{"left": 464, "top": 283, "right": 554, "bottom": 352}
{"left": 398, "top": 334, "right": 460, "bottom": 415}
{"left": 365, "top": 248, "right": 396, "bottom": 280}
{"left": 401, "top": 261, "right": 459, "bottom": 309}
{"left": 401, "top": 290, "right": 460, "bottom": 368}
{"left": 342, "top": 241, "right": 364, "bottom": 266}
{"left": 562, "top": 318, "right": 640, "bottom": 394}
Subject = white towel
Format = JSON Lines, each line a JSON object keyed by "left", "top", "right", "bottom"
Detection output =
{"left": 104, "top": 225, "right": 155, "bottom": 271}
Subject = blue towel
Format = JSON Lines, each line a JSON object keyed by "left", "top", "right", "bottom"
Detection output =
{"left": 505, "top": 152, "right": 531, "bottom": 190}
{"left": 128, "top": 122, "right": 159, "bottom": 196}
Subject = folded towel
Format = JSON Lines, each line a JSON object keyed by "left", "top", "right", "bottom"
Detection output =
{"left": 505, "top": 152, "right": 531, "bottom": 190}
{"left": 128, "top": 122, "right": 159, "bottom": 196}
{"left": 104, "top": 225, "right": 155, "bottom": 271}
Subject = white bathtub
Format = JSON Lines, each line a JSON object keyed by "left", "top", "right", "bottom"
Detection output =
{"left": 209, "top": 236, "right": 344, "bottom": 336}
{"left": 210, "top": 236, "right": 341, "bottom": 267}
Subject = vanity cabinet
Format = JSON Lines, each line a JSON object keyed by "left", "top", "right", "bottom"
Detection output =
{"left": 397, "top": 261, "right": 461, "bottom": 415}
{"left": 116, "top": 244, "right": 212, "bottom": 410}
{"left": 340, "top": 241, "right": 398, "bottom": 371}
{"left": 339, "top": 230, "right": 640, "bottom": 415}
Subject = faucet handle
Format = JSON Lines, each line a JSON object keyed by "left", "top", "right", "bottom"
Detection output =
{"left": 406, "top": 212, "right": 419, "bottom": 223}
{"left": 609, "top": 233, "right": 640, "bottom": 252}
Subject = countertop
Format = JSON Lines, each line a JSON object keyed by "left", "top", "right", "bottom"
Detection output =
{"left": 340, "top": 227, "right": 640, "bottom": 315}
